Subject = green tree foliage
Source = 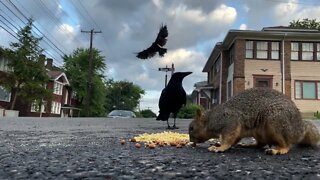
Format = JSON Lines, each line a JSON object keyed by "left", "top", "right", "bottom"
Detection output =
{"left": 289, "top": 18, "right": 320, "bottom": 30}
{"left": 177, "top": 103, "right": 203, "bottom": 119}
{"left": 140, "top": 109, "right": 157, "bottom": 118}
{"left": 1, "top": 18, "right": 52, "bottom": 110}
{"left": 105, "top": 80, "right": 145, "bottom": 113}
{"left": 63, "top": 48, "right": 107, "bottom": 117}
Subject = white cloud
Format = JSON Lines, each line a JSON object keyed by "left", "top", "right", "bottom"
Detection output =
{"left": 239, "top": 24, "right": 247, "bottom": 30}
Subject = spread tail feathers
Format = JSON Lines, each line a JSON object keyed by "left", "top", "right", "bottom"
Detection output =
{"left": 158, "top": 47, "right": 167, "bottom": 57}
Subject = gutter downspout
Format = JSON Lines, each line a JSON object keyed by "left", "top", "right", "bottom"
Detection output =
{"left": 282, "top": 33, "right": 286, "bottom": 94}
{"left": 219, "top": 52, "right": 222, "bottom": 104}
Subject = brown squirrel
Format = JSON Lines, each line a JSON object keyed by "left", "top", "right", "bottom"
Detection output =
{"left": 189, "top": 88, "right": 320, "bottom": 155}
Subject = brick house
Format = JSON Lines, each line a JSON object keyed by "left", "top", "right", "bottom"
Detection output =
{"left": 201, "top": 26, "right": 320, "bottom": 115}
{"left": 0, "top": 54, "right": 80, "bottom": 117}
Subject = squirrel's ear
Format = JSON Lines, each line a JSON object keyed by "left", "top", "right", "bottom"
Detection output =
{"left": 195, "top": 109, "right": 202, "bottom": 121}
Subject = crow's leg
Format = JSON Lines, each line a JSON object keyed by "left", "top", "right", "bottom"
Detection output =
{"left": 167, "top": 120, "right": 172, "bottom": 129}
{"left": 172, "top": 116, "right": 179, "bottom": 129}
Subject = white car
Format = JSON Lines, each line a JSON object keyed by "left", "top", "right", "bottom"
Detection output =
{"left": 107, "top": 110, "right": 136, "bottom": 118}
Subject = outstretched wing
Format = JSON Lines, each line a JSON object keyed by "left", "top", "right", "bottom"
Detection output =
{"left": 136, "top": 43, "right": 158, "bottom": 59}
{"left": 136, "top": 24, "right": 168, "bottom": 60}
{"left": 155, "top": 24, "right": 168, "bottom": 47}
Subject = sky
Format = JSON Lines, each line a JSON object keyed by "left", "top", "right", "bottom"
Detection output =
{"left": 1, "top": 0, "right": 320, "bottom": 114}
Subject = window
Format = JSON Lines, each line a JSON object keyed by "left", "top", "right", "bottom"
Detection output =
{"left": 0, "top": 86, "right": 11, "bottom": 102}
{"left": 229, "top": 45, "right": 235, "bottom": 65}
{"left": 302, "top": 43, "right": 313, "bottom": 60}
{"left": 31, "top": 101, "right": 46, "bottom": 113}
{"left": 271, "top": 42, "right": 280, "bottom": 59}
{"left": 291, "top": 42, "right": 299, "bottom": 60}
{"left": 291, "top": 42, "right": 320, "bottom": 61}
{"left": 0, "top": 58, "right": 11, "bottom": 72}
{"left": 246, "top": 40, "right": 280, "bottom": 60}
{"left": 53, "top": 82, "right": 63, "bottom": 95}
{"left": 245, "top": 41, "right": 253, "bottom": 58}
{"left": 256, "top": 41, "right": 268, "bottom": 59}
{"left": 214, "top": 57, "right": 221, "bottom": 75}
{"left": 227, "top": 81, "right": 232, "bottom": 100}
{"left": 51, "top": 101, "right": 61, "bottom": 114}
{"left": 317, "top": 43, "right": 320, "bottom": 61}
{"left": 295, "top": 81, "right": 320, "bottom": 99}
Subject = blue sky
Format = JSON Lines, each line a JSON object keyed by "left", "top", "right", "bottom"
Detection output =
{"left": 1, "top": 0, "right": 320, "bottom": 113}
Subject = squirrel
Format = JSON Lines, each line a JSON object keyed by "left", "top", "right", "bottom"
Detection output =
{"left": 189, "top": 88, "right": 320, "bottom": 155}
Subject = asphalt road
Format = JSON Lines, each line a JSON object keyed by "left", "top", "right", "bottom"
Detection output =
{"left": 0, "top": 117, "right": 319, "bottom": 180}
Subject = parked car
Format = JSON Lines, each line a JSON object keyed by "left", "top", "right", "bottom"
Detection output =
{"left": 107, "top": 110, "right": 136, "bottom": 118}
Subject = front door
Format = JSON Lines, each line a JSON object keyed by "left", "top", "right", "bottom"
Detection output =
{"left": 253, "top": 75, "right": 273, "bottom": 88}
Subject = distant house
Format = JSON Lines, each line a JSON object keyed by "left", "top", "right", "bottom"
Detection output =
{"left": 0, "top": 54, "right": 80, "bottom": 117}
{"left": 201, "top": 26, "right": 320, "bottom": 116}
{"left": 191, "top": 81, "right": 211, "bottom": 110}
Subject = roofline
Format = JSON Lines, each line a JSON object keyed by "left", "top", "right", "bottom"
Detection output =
{"left": 203, "top": 28, "right": 320, "bottom": 72}
{"left": 53, "top": 72, "right": 70, "bottom": 86}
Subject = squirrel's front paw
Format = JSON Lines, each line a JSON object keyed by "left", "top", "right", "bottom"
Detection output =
{"left": 208, "top": 145, "right": 226, "bottom": 153}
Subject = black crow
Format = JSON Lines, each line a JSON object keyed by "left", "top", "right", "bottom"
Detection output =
{"left": 136, "top": 24, "right": 168, "bottom": 59}
{"left": 156, "top": 72, "right": 192, "bottom": 129}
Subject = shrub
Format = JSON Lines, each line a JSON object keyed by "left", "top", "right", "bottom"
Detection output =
{"left": 177, "top": 103, "right": 203, "bottom": 119}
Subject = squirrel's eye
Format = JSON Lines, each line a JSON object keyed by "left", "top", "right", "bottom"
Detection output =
{"left": 189, "top": 126, "right": 193, "bottom": 132}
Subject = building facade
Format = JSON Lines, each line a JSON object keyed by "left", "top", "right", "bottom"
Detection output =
{"left": 0, "top": 55, "right": 80, "bottom": 117}
{"left": 202, "top": 27, "right": 320, "bottom": 115}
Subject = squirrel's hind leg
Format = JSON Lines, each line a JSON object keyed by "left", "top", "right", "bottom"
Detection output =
{"left": 265, "top": 146, "right": 290, "bottom": 155}
{"left": 264, "top": 135, "right": 291, "bottom": 155}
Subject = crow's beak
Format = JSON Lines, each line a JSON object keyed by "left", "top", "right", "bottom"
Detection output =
{"left": 182, "top": 72, "right": 192, "bottom": 77}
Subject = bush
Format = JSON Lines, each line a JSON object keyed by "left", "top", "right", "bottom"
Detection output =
{"left": 177, "top": 103, "right": 203, "bottom": 119}
{"left": 140, "top": 109, "right": 157, "bottom": 118}
{"left": 314, "top": 111, "right": 320, "bottom": 119}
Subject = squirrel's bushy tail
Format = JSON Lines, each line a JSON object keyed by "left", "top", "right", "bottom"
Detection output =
{"left": 299, "top": 120, "right": 320, "bottom": 146}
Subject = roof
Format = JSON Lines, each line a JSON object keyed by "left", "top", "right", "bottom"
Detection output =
{"left": 47, "top": 71, "right": 70, "bottom": 85}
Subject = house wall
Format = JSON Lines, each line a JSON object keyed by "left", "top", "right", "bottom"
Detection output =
{"left": 244, "top": 60, "right": 282, "bottom": 92}
{"left": 291, "top": 61, "right": 320, "bottom": 113}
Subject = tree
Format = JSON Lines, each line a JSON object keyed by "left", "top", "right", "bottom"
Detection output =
{"left": 105, "top": 80, "right": 145, "bottom": 113}
{"left": 63, "top": 48, "right": 107, "bottom": 117}
{"left": 177, "top": 103, "right": 203, "bottom": 119}
{"left": 289, "top": 18, "right": 320, "bottom": 30}
{"left": 140, "top": 109, "right": 157, "bottom": 118}
{"left": 1, "top": 18, "right": 52, "bottom": 110}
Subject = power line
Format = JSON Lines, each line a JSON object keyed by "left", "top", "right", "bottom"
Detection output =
{"left": 2, "top": 0, "right": 65, "bottom": 66}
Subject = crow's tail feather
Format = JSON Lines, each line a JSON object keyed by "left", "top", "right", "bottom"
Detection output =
{"left": 158, "top": 48, "right": 167, "bottom": 57}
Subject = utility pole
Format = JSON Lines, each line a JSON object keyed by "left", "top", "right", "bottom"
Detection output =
{"left": 158, "top": 63, "right": 175, "bottom": 87}
{"left": 81, "top": 29, "right": 102, "bottom": 116}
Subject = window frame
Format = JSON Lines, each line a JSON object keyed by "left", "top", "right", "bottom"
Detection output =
{"left": 53, "top": 81, "right": 63, "bottom": 95}
{"left": 0, "top": 86, "right": 11, "bottom": 102}
{"left": 294, "top": 80, "right": 320, "bottom": 100}
{"left": 245, "top": 40, "right": 280, "bottom": 60}
{"left": 253, "top": 75, "right": 273, "bottom": 88}
{"left": 291, "top": 42, "right": 320, "bottom": 61}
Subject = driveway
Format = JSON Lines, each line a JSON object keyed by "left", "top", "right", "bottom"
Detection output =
{"left": 0, "top": 117, "right": 319, "bottom": 179}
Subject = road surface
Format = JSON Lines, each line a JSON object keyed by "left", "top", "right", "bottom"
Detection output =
{"left": 0, "top": 117, "right": 319, "bottom": 179}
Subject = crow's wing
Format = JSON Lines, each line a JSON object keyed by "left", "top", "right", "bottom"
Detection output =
{"left": 136, "top": 43, "right": 158, "bottom": 59}
{"left": 155, "top": 25, "right": 168, "bottom": 47}
{"left": 136, "top": 24, "right": 168, "bottom": 60}
{"left": 158, "top": 87, "right": 167, "bottom": 110}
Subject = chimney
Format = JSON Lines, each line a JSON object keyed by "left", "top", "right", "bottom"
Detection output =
{"left": 39, "top": 54, "right": 46, "bottom": 66}
{"left": 46, "top": 58, "right": 53, "bottom": 70}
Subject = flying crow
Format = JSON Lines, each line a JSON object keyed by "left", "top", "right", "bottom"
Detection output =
{"left": 156, "top": 72, "right": 192, "bottom": 129}
{"left": 136, "top": 24, "right": 168, "bottom": 59}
